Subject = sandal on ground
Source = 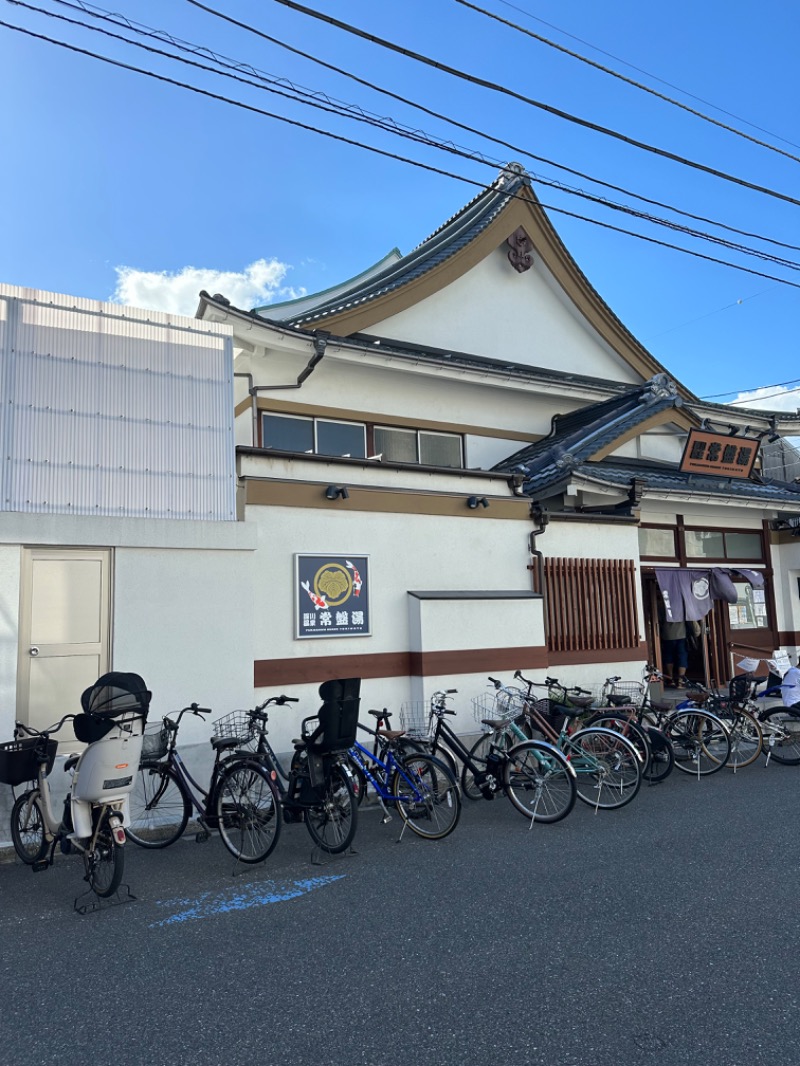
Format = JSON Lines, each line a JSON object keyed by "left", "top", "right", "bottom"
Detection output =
{"left": 674, "top": 678, "right": 688, "bottom": 689}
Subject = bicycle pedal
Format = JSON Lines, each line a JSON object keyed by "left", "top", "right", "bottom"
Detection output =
{"left": 194, "top": 831, "right": 210, "bottom": 843}
{"left": 31, "top": 860, "right": 50, "bottom": 873}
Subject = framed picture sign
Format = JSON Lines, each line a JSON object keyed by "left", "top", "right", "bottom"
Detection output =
{"left": 295, "top": 554, "right": 370, "bottom": 639}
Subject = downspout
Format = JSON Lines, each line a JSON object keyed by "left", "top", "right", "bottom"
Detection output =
{"left": 246, "top": 330, "right": 330, "bottom": 446}
{"left": 529, "top": 505, "right": 549, "bottom": 645}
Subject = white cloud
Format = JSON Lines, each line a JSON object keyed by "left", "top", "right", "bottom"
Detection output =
{"left": 729, "top": 384, "right": 800, "bottom": 414}
{"left": 111, "top": 259, "right": 306, "bottom": 317}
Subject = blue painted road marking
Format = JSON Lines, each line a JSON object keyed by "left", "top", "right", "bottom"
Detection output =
{"left": 150, "top": 875, "right": 345, "bottom": 927}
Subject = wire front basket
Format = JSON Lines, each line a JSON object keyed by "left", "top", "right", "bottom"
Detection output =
{"left": 471, "top": 690, "right": 529, "bottom": 731}
{"left": 399, "top": 702, "right": 430, "bottom": 740}
{"left": 602, "top": 681, "right": 646, "bottom": 708}
{"left": 211, "top": 710, "right": 254, "bottom": 745}
{"left": 140, "top": 723, "right": 170, "bottom": 763}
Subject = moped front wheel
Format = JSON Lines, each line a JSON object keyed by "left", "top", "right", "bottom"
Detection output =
{"left": 85, "top": 809, "right": 124, "bottom": 897}
{"left": 11, "top": 790, "right": 47, "bottom": 864}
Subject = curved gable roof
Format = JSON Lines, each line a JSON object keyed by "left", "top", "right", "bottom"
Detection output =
{"left": 280, "top": 163, "right": 693, "bottom": 397}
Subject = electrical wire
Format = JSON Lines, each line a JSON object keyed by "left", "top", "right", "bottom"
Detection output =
{"left": 452, "top": 0, "right": 800, "bottom": 167}
{"left": 12, "top": 0, "right": 800, "bottom": 275}
{"left": 184, "top": 0, "right": 800, "bottom": 257}
{"left": 4, "top": 14, "right": 800, "bottom": 295}
{"left": 490, "top": 0, "right": 800, "bottom": 153}
{"left": 265, "top": 0, "right": 800, "bottom": 209}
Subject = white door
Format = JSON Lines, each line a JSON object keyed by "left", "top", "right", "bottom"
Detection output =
{"left": 18, "top": 548, "right": 112, "bottom": 746}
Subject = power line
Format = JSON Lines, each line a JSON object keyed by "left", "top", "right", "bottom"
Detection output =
{"left": 266, "top": 0, "right": 800, "bottom": 210}
{"left": 490, "top": 0, "right": 800, "bottom": 153}
{"left": 701, "top": 375, "right": 800, "bottom": 401}
{"left": 5, "top": 15, "right": 800, "bottom": 296}
{"left": 184, "top": 0, "right": 800, "bottom": 257}
{"left": 452, "top": 0, "right": 800, "bottom": 168}
{"left": 15, "top": 0, "right": 800, "bottom": 275}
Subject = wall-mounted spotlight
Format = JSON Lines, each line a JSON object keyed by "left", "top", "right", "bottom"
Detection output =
{"left": 467, "top": 496, "right": 489, "bottom": 509}
{"left": 325, "top": 485, "right": 349, "bottom": 500}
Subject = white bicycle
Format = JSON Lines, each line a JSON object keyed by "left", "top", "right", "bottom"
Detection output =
{"left": 2, "top": 672, "right": 150, "bottom": 898}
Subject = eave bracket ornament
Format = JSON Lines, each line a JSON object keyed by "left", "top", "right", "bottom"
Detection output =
{"left": 507, "top": 227, "right": 534, "bottom": 273}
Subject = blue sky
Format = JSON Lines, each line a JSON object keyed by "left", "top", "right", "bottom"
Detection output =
{"left": 2, "top": 0, "right": 799, "bottom": 411}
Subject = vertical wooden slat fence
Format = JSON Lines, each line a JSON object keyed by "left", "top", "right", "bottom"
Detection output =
{"left": 544, "top": 558, "right": 639, "bottom": 652}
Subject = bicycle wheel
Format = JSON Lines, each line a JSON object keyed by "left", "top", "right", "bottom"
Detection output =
{"left": 304, "top": 763, "right": 358, "bottom": 854}
{"left": 216, "top": 760, "right": 282, "bottom": 863}
{"left": 126, "top": 764, "right": 191, "bottom": 848}
{"left": 759, "top": 709, "right": 800, "bottom": 764}
{"left": 503, "top": 740, "right": 576, "bottom": 823}
{"left": 85, "top": 809, "right": 124, "bottom": 898}
{"left": 588, "top": 714, "right": 652, "bottom": 774}
{"left": 665, "top": 711, "right": 731, "bottom": 775}
{"left": 725, "top": 710, "right": 763, "bottom": 769}
{"left": 391, "top": 754, "right": 461, "bottom": 840}
{"left": 567, "top": 727, "right": 642, "bottom": 809}
{"left": 462, "top": 729, "right": 515, "bottom": 801}
{"left": 642, "top": 725, "right": 675, "bottom": 784}
{"left": 10, "top": 790, "right": 47, "bottom": 864}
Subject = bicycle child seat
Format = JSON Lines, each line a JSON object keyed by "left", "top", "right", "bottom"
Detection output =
{"left": 301, "top": 677, "right": 361, "bottom": 754}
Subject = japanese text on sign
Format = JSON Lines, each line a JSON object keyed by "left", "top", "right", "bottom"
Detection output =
{"left": 295, "top": 554, "right": 370, "bottom": 639}
{"left": 679, "top": 429, "right": 759, "bottom": 479}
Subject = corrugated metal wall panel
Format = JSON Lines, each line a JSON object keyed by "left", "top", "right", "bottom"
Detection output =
{"left": 0, "top": 286, "right": 236, "bottom": 519}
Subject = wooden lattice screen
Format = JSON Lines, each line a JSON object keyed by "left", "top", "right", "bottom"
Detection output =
{"left": 544, "top": 557, "right": 640, "bottom": 653}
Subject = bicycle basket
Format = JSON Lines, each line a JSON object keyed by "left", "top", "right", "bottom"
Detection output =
{"left": 605, "top": 681, "right": 646, "bottom": 708}
{"left": 140, "top": 723, "right": 170, "bottom": 762}
{"left": 471, "top": 691, "right": 527, "bottom": 731}
{"left": 211, "top": 710, "right": 254, "bottom": 744}
{"left": 0, "top": 737, "right": 58, "bottom": 786}
{"left": 399, "top": 702, "right": 430, "bottom": 739}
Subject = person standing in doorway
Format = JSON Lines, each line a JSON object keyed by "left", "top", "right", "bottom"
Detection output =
{"left": 661, "top": 619, "right": 689, "bottom": 689}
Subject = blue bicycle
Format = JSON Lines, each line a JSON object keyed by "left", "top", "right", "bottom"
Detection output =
{"left": 346, "top": 723, "right": 461, "bottom": 840}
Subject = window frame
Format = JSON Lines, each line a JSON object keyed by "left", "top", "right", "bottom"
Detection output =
{"left": 638, "top": 523, "right": 678, "bottom": 561}
{"left": 683, "top": 526, "right": 765, "bottom": 564}
{"left": 260, "top": 411, "right": 465, "bottom": 469}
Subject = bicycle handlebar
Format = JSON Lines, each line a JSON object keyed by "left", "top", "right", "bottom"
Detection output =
{"left": 15, "top": 713, "right": 76, "bottom": 739}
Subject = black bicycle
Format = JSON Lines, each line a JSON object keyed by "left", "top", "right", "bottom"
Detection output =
{"left": 126, "top": 702, "right": 283, "bottom": 863}
{"left": 226, "top": 678, "right": 360, "bottom": 855}
{"left": 409, "top": 689, "right": 577, "bottom": 823}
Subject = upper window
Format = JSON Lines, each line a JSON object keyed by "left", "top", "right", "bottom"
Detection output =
{"left": 638, "top": 526, "right": 677, "bottom": 559}
{"left": 375, "top": 426, "right": 462, "bottom": 468}
{"left": 262, "top": 414, "right": 366, "bottom": 459}
{"left": 261, "top": 413, "right": 464, "bottom": 468}
{"left": 685, "top": 529, "right": 763, "bottom": 561}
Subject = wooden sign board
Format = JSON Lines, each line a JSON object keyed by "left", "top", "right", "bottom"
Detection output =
{"left": 679, "top": 429, "right": 759, "bottom": 478}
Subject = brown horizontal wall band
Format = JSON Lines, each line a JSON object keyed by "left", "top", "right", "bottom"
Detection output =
{"left": 254, "top": 646, "right": 547, "bottom": 687}
{"left": 776, "top": 632, "right": 800, "bottom": 646}
{"left": 243, "top": 479, "right": 528, "bottom": 518}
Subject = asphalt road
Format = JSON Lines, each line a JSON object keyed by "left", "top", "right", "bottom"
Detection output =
{"left": 1, "top": 761, "right": 798, "bottom": 1066}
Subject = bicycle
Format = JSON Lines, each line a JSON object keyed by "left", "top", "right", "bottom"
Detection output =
{"left": 346, "top": 722, "right": 461, "bottom": 840}
{"left": 750, "top": 678, "right": 800, "bottom": 765}
{"left": 126, "top": 700, "right": 283, "bottom": 864}
{"left": 635, "top": 668, "right": 731, "bottom": 776}
{"left": 677, "top": 678, "right": 764, "bottom": 770}
{"left": 345, "top": 708, "right": 428, "bottom": 803}
{"left": 217, "top": 678, "right": 361, "bottom": 855}
{"left": 490, "top": 673, "right": 644, "bottom": 811}
{"left": 3, "top": 672, "right": 150, "bottom": 898}
{"left": 411, "top": 689, "right": 577, "bottom": 824}
{"left": 585, "top": 674, "right": 675, "bottom": 784}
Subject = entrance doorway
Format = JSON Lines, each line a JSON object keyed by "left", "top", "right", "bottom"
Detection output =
{"left": 643, "top": 572, "right": 775, "bottom": 687}
{"left": 17, "top": 548, "right": 112, "bottom": 747}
